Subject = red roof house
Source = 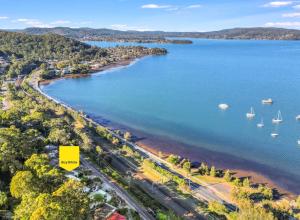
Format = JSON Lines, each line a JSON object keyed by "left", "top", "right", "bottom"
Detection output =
{"left": 106, "top": 212, "right": 126, "bottom": 220}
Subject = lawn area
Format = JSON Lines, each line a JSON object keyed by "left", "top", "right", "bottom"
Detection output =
{"left": 193, "top": 174, "right": 225, "bottom": 184}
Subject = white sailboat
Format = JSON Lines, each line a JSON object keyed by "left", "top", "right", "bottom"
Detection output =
{"left": 296, "top": 115, "right": 300, "bottom": 121}
{"left": 257, "top": 118, "right": 264, "bottom": 128}
{"left": 246, "top": 107, "right": 255, "bottom": 119}
{"left": 297, "top": 140, "right": 300, "bottom": 145}
{"left": 272, "top": 110, "right": 283, "bottom": 124}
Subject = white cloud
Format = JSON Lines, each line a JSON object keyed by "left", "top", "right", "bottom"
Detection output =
{"left": 0, "top": 16, "right": 9, "bottom": 20}
{"left": 263, "top": 1, "right": 293, "bottom": 7}
{"left": 141, "top": 4, "right": 172, "bottom": 9}
{"left": 12, "top": 18, "right": 91, "bottom": 28}
{"left": 141, "top": 3, "right": 203, "bottom": 11}
{"left": 293, "top": 4, "right": 300, "bottom": 8}
{"left": 265, "top": 21, "right": 300, "bottom": 27}
{"left": 51, "top": 20, "right": 71, "bottom": 25}
{"left": 186, "top": 4, "right": 202, "bottom": 9}
{"left": 110, "top": 24, "right": 152, "bottom": 31}
{"left": 14, "top": 18, "right": 52, "bottom": 28}
{"left": 111, "top": 24, "right": 128, "bottom": 29}
{"left": 282, "top": 12, "right": 300, "bottom": 17}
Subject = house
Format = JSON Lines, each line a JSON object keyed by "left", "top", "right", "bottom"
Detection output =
{"left": 62, "top": 67, "right": 71, "bottom": 75}
{"left": 93, "top": 203, "right": 116, "bottom": 220}
{"left": 106, "top": 212, "right": 126, "bottom": 220}
{"left": 65, "top": 174, "right": 81, "bottom": 181}
{"left": 89, "top": 189, "right": 112, "bottom": 202}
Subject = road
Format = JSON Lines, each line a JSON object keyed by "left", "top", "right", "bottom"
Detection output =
{"left": 27, "top": 73, "right": 236, "bottom": 211}
{"left": 81, "top": 157, "right": 155, "bottom": 220}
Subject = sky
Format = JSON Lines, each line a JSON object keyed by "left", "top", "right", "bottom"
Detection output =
{"left": 1, "top": 0, "right": 300, "bottom": 31}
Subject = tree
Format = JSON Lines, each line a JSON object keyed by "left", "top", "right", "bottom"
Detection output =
{"left": 167, "top": 154, "right": 180, "bottom": 165}
{"left": 13, "top": 192, "right": 63, "bottom": 220}
{"left": 210, "top": 166, "right": 216, "bottom": 177}
{"left": 111, "top": 137, "right": 119, "bottom": 145}
{"left": 52, "top": 179, "right": 90, "bottom": 219}
{"left": 0, "top": 126, "right": 43, "bottom": 174}
{"left": 25, "top": 154, "right": 63, "bottom": 188}
{"left": 47, "top": 127, "right": 71, "bottom": 145}
{"left": 232, "top": 203, "right": 275, "bottom": 220}
{"left": 124, "top": 131, "right": 132, "bottom": 141}
{"left": 262, "top": 187, "right": 273, "bottom": 200}
{"left": 224, "top": 170, "right": 232, "bottom": 182}
{"left": 243, "top": 178, "right": 250, "bottom": 188}
{"left": 10, "top": 171, "right": 37, "bottom": 199}
{"left": 182, "top": 161, "right": 191, "bottom": 174}
{"left": 156, "top": 210, "right": 183, "bottom": 220}
{"left": 199, "top": 163, "right": 209, "bottom": 175}
{"left": 0, "top": 191, "right": 8, "bottom": 208}
{"left": 296, "top": 195, "right": 300, "bottom": 209}
{"left": 233, "top": 178, "right": 242, "bottom": 187}
{"left": 208, "top": 201, "right": 228, "bottom": 216}
{"left": 95, "top": 146, "right": 103, "bottom": 155}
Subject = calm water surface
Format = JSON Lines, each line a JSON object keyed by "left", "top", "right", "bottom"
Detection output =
{"left": 42, "top": 39, "right": 300, "bottom": 189}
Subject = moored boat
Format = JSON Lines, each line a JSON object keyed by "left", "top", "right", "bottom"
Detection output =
{"left": 296, "top": 115, "right": 300, "bottom": 121}
{"left": 218, "top": 103, "right": 229, "bottom": 110}
{"left": 262, "top": 98, "right": 273, "bottom": 105}
{"left": 271, "top": 133, "right": 279, "bottom": 138}
{"left": 257, "top": 118, "right": 264, "bottom": 128}
{"left": 272, "top": 110, "right": 283, "bottom": 124}
{"left": 246, "top": 107, "right": 255, "bottom": 119}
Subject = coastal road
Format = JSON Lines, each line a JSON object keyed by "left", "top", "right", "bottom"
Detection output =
{"left": 27, "top": 73, "right": 235, "bottom": 210}
{"left": 100, "top": 130, "right": 229, "bottom": 203}
{"left": 24, "top": 75, "right": 155, "bottom": 220}
{"left": 81, "top": 156, "right": 155, "bottom": 220}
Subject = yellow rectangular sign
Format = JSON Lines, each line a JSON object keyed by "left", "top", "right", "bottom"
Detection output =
{"left": 59, "top": 146, "right": 80, "bottom": 171}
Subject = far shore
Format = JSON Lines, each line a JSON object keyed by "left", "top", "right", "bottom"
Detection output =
{"left": 37, "top": 57, "right": 299, "bottom": 199}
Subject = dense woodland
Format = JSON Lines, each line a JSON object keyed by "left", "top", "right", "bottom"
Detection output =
{"left": 0, "top": 31, "right": 166, "bottom": 78}
{"left": 0, "top": 83, "right": 92, "bottom": 219}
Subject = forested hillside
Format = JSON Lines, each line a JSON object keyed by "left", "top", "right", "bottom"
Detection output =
{"left": 0, "top": 31, "right": 107, "bottom": 60}
{"left": 19, "top": 26, "right": 300, "bottom": 40}
{"left": 0, "top": 31, "right": 166, "bottom": 78}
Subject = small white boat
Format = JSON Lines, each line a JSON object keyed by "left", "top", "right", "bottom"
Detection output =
{"left": 262, "top": 98, "right": 273, "bottom": 105}
{"left": 271, "top": 133, "right": 279, "bottom": 138}
{"left": 297, "top": 140, "right": 300, "bottom": 145}
{"left": 257, "top": 118, "right": 264, "bottom": 128}
{"left": 272, "top": 110, "right": 283, "bottom": 124}
{"left": 218, "top": 103, "right": 229, "bottom": 110}
{"left": 296, "top": 115, "right": 300, "bottom": 121}
{"left": 246, "top": 107, "right": 255, "bottom": 119}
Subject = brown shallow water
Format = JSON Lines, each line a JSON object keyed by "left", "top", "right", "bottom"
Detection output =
{"left": 89, "top": 113, "right": 300, "bottom": 197}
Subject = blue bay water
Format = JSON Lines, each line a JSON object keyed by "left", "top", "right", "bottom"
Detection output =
{"left": 42, "top": 39, "right": 300, "bottom": 188}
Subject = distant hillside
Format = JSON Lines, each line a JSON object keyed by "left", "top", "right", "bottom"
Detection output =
{"left": 199, "top": 27, "right": 300, "bottom": 40}
{"left": 17, "top": 27, "right": 300, "bottom": 41}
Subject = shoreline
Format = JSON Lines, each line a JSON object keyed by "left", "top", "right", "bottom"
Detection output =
{"left": 88, "top": 114, "right": 299, "bottom": 198}
{"left": 39, "top": 58, "right": 138, "bottom": 86}
{"left": 36, "top": 58, "right": 299, "bottom": 199}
